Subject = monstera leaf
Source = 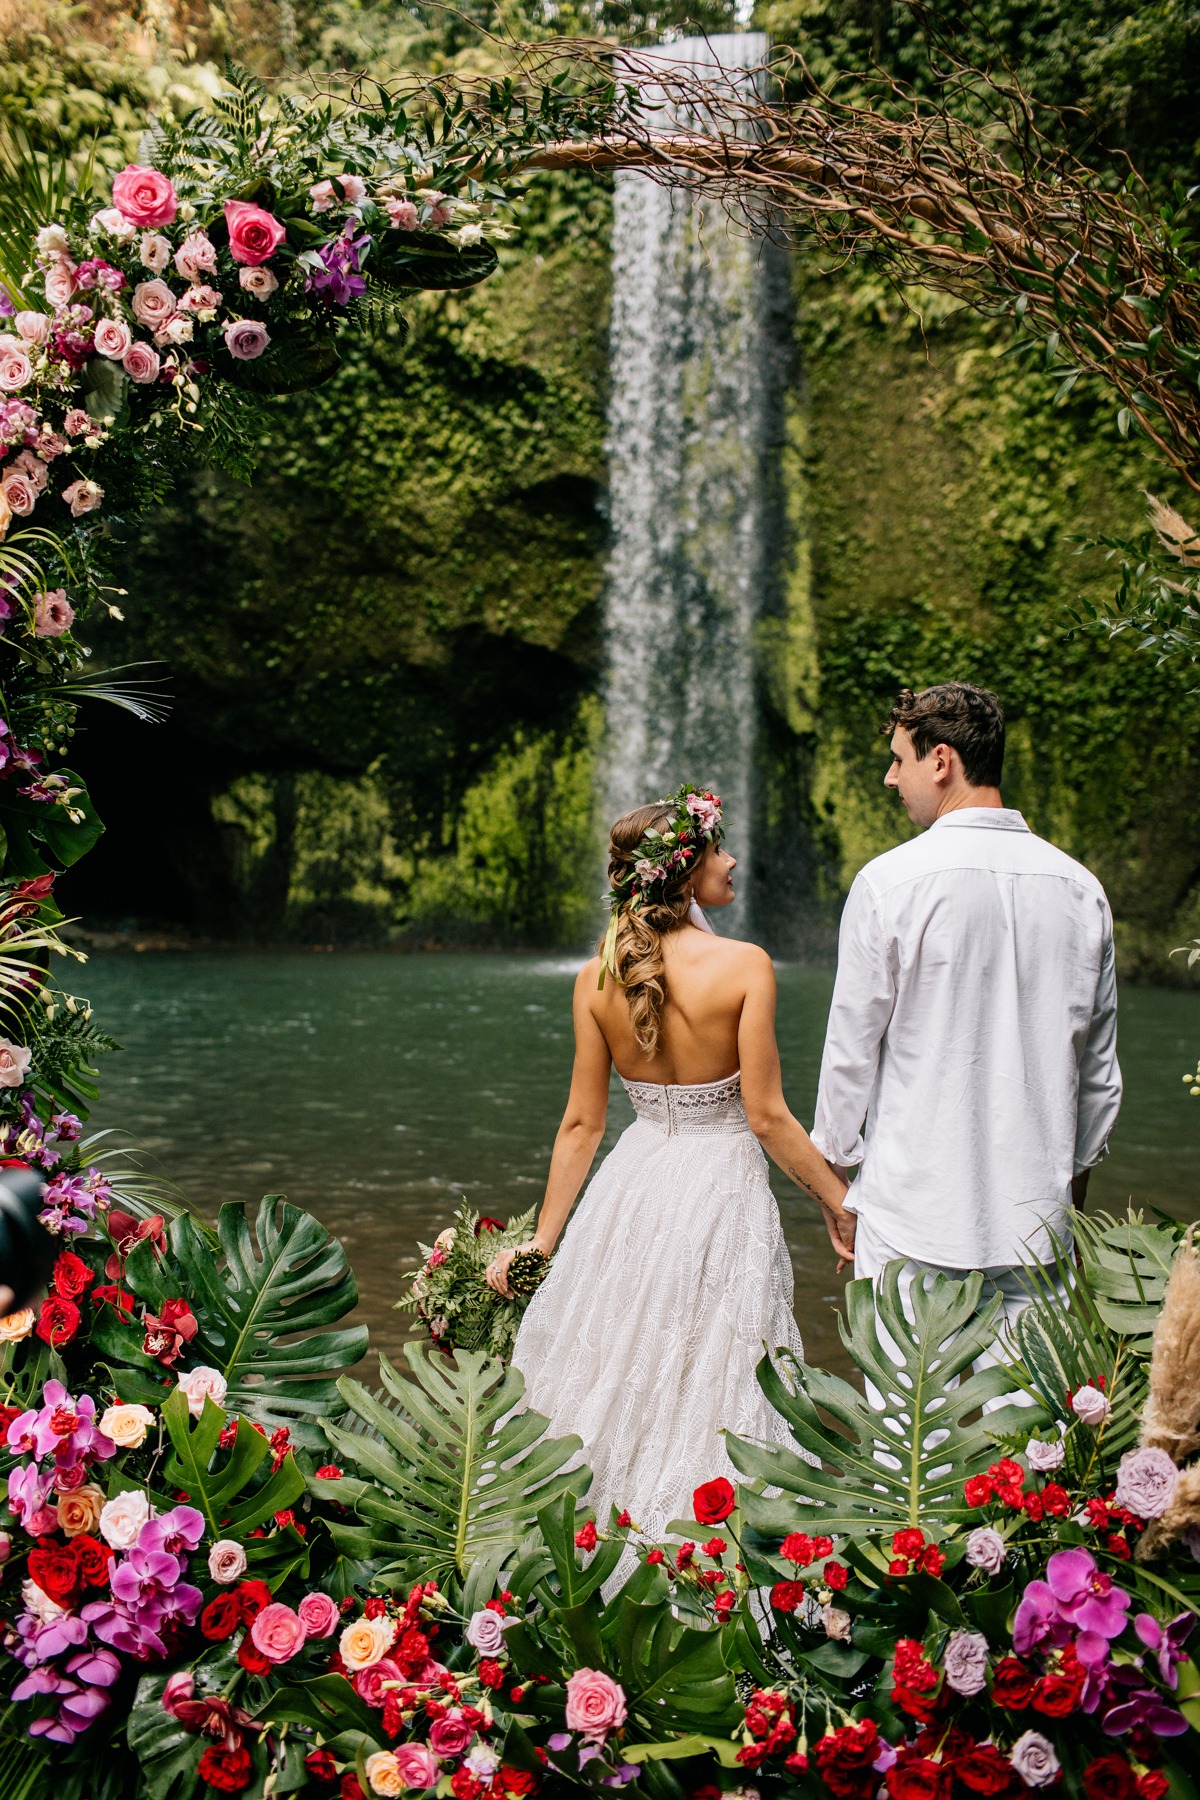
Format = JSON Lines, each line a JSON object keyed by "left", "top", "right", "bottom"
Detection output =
{"left": 727, "top": 1264, "right": 1047, "bottom": 1541}
{"left": 317, "top": 1344, "right": 590, "bottom": 1604}
{"left": 112, "top": 1199, "right": 367, "bottom": 1449}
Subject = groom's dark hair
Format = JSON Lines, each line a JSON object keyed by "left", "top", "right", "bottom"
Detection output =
{"left": 885, "top": 683, "right": 1005, "bottom": 787}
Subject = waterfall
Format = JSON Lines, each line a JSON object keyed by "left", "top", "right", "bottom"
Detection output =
{"left": 603, "top": 32, "right": 787, "bottom": 927}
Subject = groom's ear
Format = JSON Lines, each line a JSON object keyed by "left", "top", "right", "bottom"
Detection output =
{"left": 929, "top": 742, "right": 958, "bottom": 785}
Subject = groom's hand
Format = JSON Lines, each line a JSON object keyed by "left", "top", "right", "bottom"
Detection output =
{"left": 821, "top": 1202, "right": 857, "bottom": 1273}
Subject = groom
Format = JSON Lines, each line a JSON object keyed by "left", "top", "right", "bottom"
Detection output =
{"left": 811, "top": 681, "right": 1122, "bottom": 1368}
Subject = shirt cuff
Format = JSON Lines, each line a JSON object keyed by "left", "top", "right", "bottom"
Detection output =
{"left": 809, "top": 1125, "right": 864, "bottom": 1169}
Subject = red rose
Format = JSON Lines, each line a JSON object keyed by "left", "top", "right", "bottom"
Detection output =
{"left": 692, "top": 1478, "right": 736, "bottom": 1524}
{"left": 202, "top": 1594, "right": 243, "bottom": 1641}
{"left": 1033, "top": 1668, "right": 1085, "bottom": 1718}
{"left": 237, "top": 1636, "right": 271, "bottom": 1674}
{"left": 574, "top": 1520, "right": 597, "bottom": 1552}
{"left": 893, "top": 1686, "right": 941, "bottom": 1724}
{"left": 237, "top": 1579, "right": 273, "bottom": 1623}
{"left": 888, "top": 1753, "right": 952, "bottom": 1800}
{"left": 991, "top": 1657, "right": 1035, "bottom": 1710}
{"left": 702, "top": 1537, "right": 726, "bottom": 1558}
{"left": 770, "top": 1580, "right": 806, "bottom": 1614}
{"left": 28, "top": 1543, "right": 82, "bottom": 1606}
{"left": 780, "top": 1532, "right": 814, "bottom": 1565}
{"left": 52, "top": 1251, "right": 94, "bottom": 1299}
{"left": 496, "top": 1771, "right": 538, "bottom": 1797}
{"left": 91, "top": 1285, "right": 135, "bottom": 1312}
{"left": 824, "top": 1560, "right": 849, "bottom": 1590}
{"left": 963, "top": 1475, "right": 993, "bottom": 1507}
{"left": 955, "top": 1744, "right": 1013, "bottom": 1796}
{"left": 341, "top": 1778, "right": 365, "bottom": 1800}
{"left": 35, "top": 1295, "right": 80, "bottom": 1347}
{"left": 73, "top": 1535, "right": 113, "bottom": 1587}
{"left": 197, "top": 1745, "right": 253, "bottom": 1793}
{"left": 0, "top": 1401, "right": 21, "bottom": 1439}
{"left": 1081, "top": 1755, "right": 1138, "bottom": 1800}
{"left": 306, "top": 1749, "right": 339, "bottom": 1785}
{"left": 1137, "top": 1776, "right": 1169, "bottom": 1800}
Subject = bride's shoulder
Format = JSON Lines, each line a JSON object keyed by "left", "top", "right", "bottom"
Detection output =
{"left": 688, "top": 932, "right": 773, "bottom": 976}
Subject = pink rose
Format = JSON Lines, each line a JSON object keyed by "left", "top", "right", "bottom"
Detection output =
{"left": 33, "top": 590, "right": 74, "bottom": 638}
{"left": 208, "top": 1539, "right": 247, "bottom": 1583}
{"left": 250, "top": 1601, "right": 308, "bottom": 1664}
{"left": 43, "top": 262, "right": 76, "bottom": 308}
{"left": 176, "top": 1365, "right": 227, "bottom": 1417}
{"left": 353, "top": 1656, "right": 404, "bottom": 1708}
{"left": 177, "top": 285, "right": 222, "bottom": 314}
{"left": 0, "top": 1039, "right": 32, "bottom": 1086}
{"left": 155, "top": 316, "right": 193, "bottom": 346}
{"left": 564, "top": 1668, "right": 627, "bottom": 1743}
{"left": 0, "top": 348, "right": 32, "bottom": 392}
{"left": 1071, "top": 1384, "right": 1112, "bottom": 1427}
{"left": 1, "top": 473, "right": 37, "bottom": 517}
{"left": 392, "top": 1745, "right": 439, "bottom": 1789}
{"left": 222, "top": 319, "right": 270, "bottom": 361}
{"left": 14, "top": 312, "right": 49, "bottom": 345}
{"left": 223, "top": 199, "right": 286, "bottom": 266}
{"left": 238, "top": 266, "right": 278, "bottom": 299}
{"left": 131, "top": 280, "right": 177, "bottom": 330}
{"left": 93, "top": 318, "right": 132, "bottom": 359}
{"left": 309, "top": 180, "right": 337, "bottom": 213}
{"left": 174, "top": 231, "right": 217, "bottom": 280}
{"left": 63, "top": 409, "right": 91, "bottom": 436}
{"left": 385, "top": 199, "right": 418, "bottom": 230}
{"left": 62, "top": 480, "right": 104, "bottom": 517}
{"left": 90, "top": 207, "right": 137, "bottom": 242}
{"left": 340, "top": 175, "right": 367, "bottom": 203}
{"left": 139, "top": 233, "right": 171, "bottom": 274}
{"left": 111, "top": 164, "right": 178, "bottom": 228}
{"left": 296, "top": 1591, "right": 340, "bottom": 1639}
{"left": 429, "top": 1714, "right": 473, "bottom": 1757}
{"left": 123, "top": 342, "right": 161, "bottom": 384}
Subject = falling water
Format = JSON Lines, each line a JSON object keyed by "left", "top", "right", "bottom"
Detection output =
{"left": 603, "top": 32, "right": 787, "bottom": 924}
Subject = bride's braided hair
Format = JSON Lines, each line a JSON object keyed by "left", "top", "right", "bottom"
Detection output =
{"left": 599, "top": 786, "right": 723, "bottom": 1057}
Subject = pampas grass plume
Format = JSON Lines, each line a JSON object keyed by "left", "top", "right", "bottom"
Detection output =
{"left": 1146, "top": 493, "right": 1200, "bottom": 569}
{"left": 1140, "top": 1228, "right": 1200, "bottom": 1463}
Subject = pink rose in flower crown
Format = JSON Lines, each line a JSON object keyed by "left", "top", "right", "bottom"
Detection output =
{"left": 0, "top": 348, "right": 33, "bottom": 392}
{"left": 131, "top": 279, "right": 176, "bottom": 331}
{"left": 174, "top": 231, "right": 217, "bottom": 281}
{"left": 1, "top": 473, "right": 36, "bottom": 517}
{"left": 62, "top": 480, "right": 103, "bottom": 517}
{"left": 297, "top": 1591, "right": 340, "bottom": 1639}
{"left": 224, "top": 200, "right": 286, "bottom": 266}
{"left": 93, "top": 317, "right": 132, "bottom": 359}
{"left": 34, "top": 590, "right": 74, "bottom": 638}
{"left": 239, "top": 266, "right": 278, "bottom": 299}
{"left": 123, "top": 343, "right": 161, "bottom": 384}
{"left": 564, "top": 1668, "right": 628, "bottom": 1743}
{"left": 111, "top": 165, "right": 178, "bottom": 228}
{"left": 250, "top": 1601, "right": 308, "bottom": 1664}
{"left": 223, "top": 319, "right": 270, "bottom": 361}
{"left": 14, "top": 312, "right": 49, "bottom": 345}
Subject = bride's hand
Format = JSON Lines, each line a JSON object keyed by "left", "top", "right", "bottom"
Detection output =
{"left": 821, "top": 1203, "right": 856, "bottom": 1274}
{"left": 485, "top": 1248, "right": 516, "bottom": 1298}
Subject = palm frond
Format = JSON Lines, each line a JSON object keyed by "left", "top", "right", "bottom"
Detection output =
{"left": 55, "top": 663, "right": 172, "bottom": 724}
{"left": 1073, "top": 1209, "right": 1185, "bottom": 1350}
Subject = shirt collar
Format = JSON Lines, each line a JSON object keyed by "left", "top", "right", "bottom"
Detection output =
{"left": 929, "top": 807, "right": 1030, "bottom": 833}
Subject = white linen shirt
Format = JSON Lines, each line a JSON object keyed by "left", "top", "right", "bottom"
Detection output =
{"left": 810, "top": 808, "right": 1122, "bottom": 1269}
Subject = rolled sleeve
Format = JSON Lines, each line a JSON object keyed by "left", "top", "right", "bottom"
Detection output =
{"left": 1074, "top": 921, "right": 1122, "bottom": 1173}
{"left": 811, "top": 874, "right": 896, "bottom": 1169}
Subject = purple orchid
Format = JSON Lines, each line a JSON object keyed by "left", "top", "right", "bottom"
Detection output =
{"left": 304, "top": 223, "right": 370, "bottom": 306}
{"left": 15, "top": 1647, "right": 120, "bottom": 1745}
{"left": 5, "top": 1463, "right": 57, "bottom": 1532}
{"left": 1133, "top": 1611, "right": 1194, "bottom": 1688}
{"left": 1014, "top": 1548, "right": 1131, "bottom": 1667}
{"left": 11, "top": 1612, "right": 89, "bottom": 1668}
{"left": 84, "top": 1504, "right": 203, "bottom": 1656}
{"left": 141, "top": 1505, "right": 205, "bottom": 1557}
{"left": 1102, "top": 1665, "right": 1191, "bottom": 1737}
{"left": 6, "top": 1381, "right": 116, "bottom": 1476}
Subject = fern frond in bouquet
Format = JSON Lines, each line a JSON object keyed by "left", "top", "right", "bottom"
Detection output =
{"left": 396, "top": 1199, "right": 545, "bottom": 1360}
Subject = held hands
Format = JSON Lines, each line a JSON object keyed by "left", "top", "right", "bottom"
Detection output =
{"left": 821, "top": 1202, "right": 857, "bottom": 1275}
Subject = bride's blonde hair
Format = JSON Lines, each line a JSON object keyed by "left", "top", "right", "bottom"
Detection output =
{"left": 601, "top": 802, "right": 696, "bottom": 1057}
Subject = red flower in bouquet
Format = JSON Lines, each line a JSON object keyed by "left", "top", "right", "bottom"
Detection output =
{"left": 575, "top": 1520, "right": 597, "bottom": 1552}
{"left": 305, "top": 1749, "right": 339, "bottom": 1785}
{"left": 780, "top": 1532, "right": 814, "bottom": 1565}
{"left": 1137, "top": 1775, "right": 1169, "bottom": 1800}
{"left": 953, "top": 1743, "right": 1013, "bottom": 1795}
{"left": 27, "top": 1541, "right": 82, "bottom": 1606}
{"left": 1032, "top": 1654, "right": 1086, "bottom": 1718}
{"left": 888, "top": 1750, "right": 953, "bottom": 1800}
{"left": 892, "top": 1638, "right": 941, "bottom": 1721}
{"left": 52, "top": 1250, "right": 94, "bottom": 1299}
{"left": 35, "top": 1295, "right": 80, "bottom": 1347}
{"left": 824, "top": 1560, "right": 849, "bottom": 1590}
{"left": 237, "top": 1579, "right": 273, "bottom": 1624}
{"left": 73, "top": 1535, "right": 114, "bottom": 1586}
{"left": 990, "top": 1656, "right": 1035, "bottom": 1710}
{"left": 964, "top": 1475, "right": 993, "bottom": 1508}
{"left": 237, "top": 1637, "right": 271, "bottom": 1675}
{"left": 91, "top": 1284, "right": 135, "bottom": 1312}
{"left": 197, "top": 1743, "right": 253, "bottom": 1793}
{"left": 202, "top": 1594, "right": 243, "bottom": 1641}
{"left": 693, "top": 1478, "right": 736, "bottom": 1523}
{"left": 770, "top": 1580, "right": 806, "bottom": 1614}
{"left": 474, "top": 1217, "right": 505, "bottom": 1236}
{"left": 141, "top": 1296, "right": 197, "bottom": 1365}
{"left": 812, "top": 1719, "right": 882, "bottom": 1799}
{"left": 1082, "top": 1753, "right": 1138, "bottom": 1800}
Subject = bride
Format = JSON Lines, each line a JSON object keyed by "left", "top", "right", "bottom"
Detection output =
{"left": 485, "top": 786, "right": 854, "bottom": 1541}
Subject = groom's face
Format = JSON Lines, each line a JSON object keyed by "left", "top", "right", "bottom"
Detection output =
{"left": 885, "top": 727, "right": 942, "bottom": 828}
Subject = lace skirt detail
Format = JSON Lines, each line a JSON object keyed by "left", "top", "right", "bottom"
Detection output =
{"left": 512, "top": 1111, "right": 806, "bottom": 1551}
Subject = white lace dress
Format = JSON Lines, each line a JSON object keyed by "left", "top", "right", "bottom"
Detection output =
{"left": 512, "top": 1072, "right": 805, "bottom": 1543}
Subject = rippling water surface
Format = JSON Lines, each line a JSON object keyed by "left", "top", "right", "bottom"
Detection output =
{"left": 81, "top": 952, "right": 1200, "bottom": 1381}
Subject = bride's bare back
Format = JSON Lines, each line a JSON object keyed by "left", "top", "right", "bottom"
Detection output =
{"left": 587, "top": 922, "right": 760, "bottom": 1086}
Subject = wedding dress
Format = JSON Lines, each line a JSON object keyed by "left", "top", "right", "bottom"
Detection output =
{"left": 511, "top": 1070, "right": 806, "bottom": 1545}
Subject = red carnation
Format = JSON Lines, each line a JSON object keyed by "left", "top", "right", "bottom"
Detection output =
{"left": 1082, "top": 1754, "right": 1138, "bottom": 1800}
{"left": 1041, "top": 1482, "right": 1071, "bottom": 1518}
{"left": 812, "top": 1534, "right": 833, "bottom": 1557}
{"left": 918, "top": 1544, "right": 945, "bottom": 1577}
{"left": 237, "top": 1578, "right": 273, "bottom": 1624}
{"left": 990, "top": 1656, "right": 1035, "bottom": 1710}
{"left": 201, "top": 1594, "right": 243, "bottom": 1641}
{"left": 496, "top": 1772, "right": 538, "bottom": 1797}
{"left": 780, "top": 1531, "right": 814, "bottom": 1565}
{"left": 0, "top": 1401, "right": 21, "bottom": 1439}
{"left": 35, "top": 1295, "right": 80, "bottom": 1348}
{"left": 315, "top": 1464, "right": 343, "bottom": 1480}
{"left": 963, "top": 1475, "right": 993, "bottom": 1508}
{"left": 702, "top": 1536, "right": 726, "bottom": 1558}
{"left": 692, "top": 1478, "right": 736, "bottom": 1524}
{"left": 770, "top": 1580, "right": 806, "bottom": 1613}
{"left": 197, "top": 1744, "right": 253, "bottom": 1793}
{"left": 574, "top": 1520, "right": 597, "bottom": 1552}
{"left": 478, "top": 1659, "right": 505, "bottom": 1689}
{"left": 892, "top": 1528, "right": 925, "bottom": 1559}
{"left": 954, "top": 1743, "right": 1013, "bottom": 1796}
{"left": 823, "top": 1560, "right": 849, "bottom": 1590}
{"left": 52, "top": 1250, "right": 94, "bottom": 1299}
{"left": 1137, "top": 1776, "right": 1169, "bottom": 1800}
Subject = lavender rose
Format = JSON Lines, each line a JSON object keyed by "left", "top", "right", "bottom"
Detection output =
{"left": 131, "top": 279, "right": 176, "bottom": 330}
{"left": 943, "top": 1628, "right": 989, "bottom": 1696}
{"left": 465, "top": 1608, "right": 507, "bottom": 1656}
{"left": 1010, "top": 1731, "right": 1061, "bottom": 1788}
{"left": 123, "top": 342, "right": 161, "bottom": 384}
{"left": 1114, "top": 1446, "right": 1178, "bottom": 1520}
{"left": 222, "top": 319, "right": 270, "bottom": 360}
{"left": 1025, "top": 1435, "right": 1065, "bottom": 1472}
{"left": 1072, "top": 1384, "right": 1112, "bottom": 1427}
{"left": 964, "top": 1526, "right": 1007, "bottom": 1574}
{"left": 93, "top": 317, "right": 132, "bottom": 359}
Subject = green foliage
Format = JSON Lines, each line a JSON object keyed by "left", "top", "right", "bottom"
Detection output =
{"left": 160, "top": 1386, "right": 306, "bottom": 1537}
{"left": 728, "top": 1265, "right": 1047, "bottom": 1540}
{"left": 318, "top": 1344, "right": 591, "bottom": 1602}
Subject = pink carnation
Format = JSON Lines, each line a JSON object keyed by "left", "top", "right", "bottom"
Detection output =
{"left": 385, "top": 199, "right": 418, "bottom": 230}
{"left": 177, "top": 285, "right": 222, "bottom": 314}
{"left": 173, "top": 231, "right": 217, "bottom": 281}
{"left": 63, "top": 409, "right": 91, "bottom": 437}
{"left": 223, "top": 200, "right": 286, "bottom": 266}
{"left": 111, "top": 165, "right": 178, "bottom": 228}
{"left": 309, "top": 180, "right": 337, "bottom": 213}
{"left": 62, "top": 480, "right": 103, "bottom": 517}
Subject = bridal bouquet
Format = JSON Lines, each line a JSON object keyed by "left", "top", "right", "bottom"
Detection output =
{"left": 398, "top": 1200, "right": 544, "bottom": 1360}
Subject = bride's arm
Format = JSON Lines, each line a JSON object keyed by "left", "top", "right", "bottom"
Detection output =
{"left": 485, "top": 964, "right": 611, "bottom": 1296}
{"left": 737, "top": 949, "right": 857, "bottom": 1268}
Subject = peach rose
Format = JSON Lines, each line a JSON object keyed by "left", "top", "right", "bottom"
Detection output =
{"left": 1, "top": 474, "right": 37, "bottom": 517}
{"left": 62, "top": 479, "right": 104, "bottom": 517}
{"left": 339, "top": 1613, "right": 397, "bottom": 1672}
{"left": 176, "top": 1366, "right": 227, "bottom": 1417}
{"left": 93, "top": 317, "right": 132, "bottom": 359}
{"left": 238, "top": 266, "right": 278, "bottom": 299}
{"left": 131, "top": 279, "right": 176, "bottom": 330}
{"left": 564, "top": 1667, "right": 627, "bottom": 1743}
{"left": 34, "top": 589, "right": 75, "bottom": 638}
{"left": 14, "top": 312, "right": 49, "bottom": 344}
{"left": 111, "top": 164, "right": 177, "bottom": 228}
{"left": 0, "top": 1307, "right": 35, "bottom": 1342}
{"left": 223, "top": 199, "right": 286, "bottom": 266}
{"left": 0, "top": 348, "right": 32, "bottom": 392}
{"left": 174, "top": 230, "right": 217, "bottom": 281}
{"left": 98, "top": 1402, "right": 155, "bottom": 1449}
{"left": 365, "top": 1751, "right": 406, "bottom": 1797}
{"left": 56, "top": 1484, "right": 105, "bottom": 1537}
{"left": 43, "top": 261, "right": 76, "bottom": 307}
{"left": 0, "top": 489, "right": 10, "bottom": 539}
{"left": 250, "top": 1601, "right": 308, "bottom": 1664}
{"left": 139, "top": 233, "right": 171, "bottom": 273}
{"left": 0, "top": 1038, "right": 31, "bottom": 1087}
{"left": 123, "top": 342, "right": 161, "bottom": 384}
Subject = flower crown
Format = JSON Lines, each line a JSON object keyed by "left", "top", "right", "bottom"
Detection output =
{"left": 598, "top": 784, "right": 723, "bottom": 988}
